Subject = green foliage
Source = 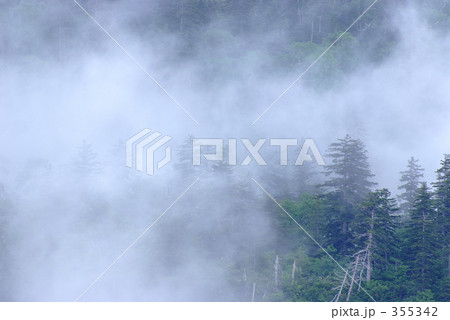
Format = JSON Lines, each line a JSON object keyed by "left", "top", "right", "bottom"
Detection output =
{"left": 431, "top": 155, "right": 450, "bottom": 296}
{"left": 405, "top": 184, "right": 440, "bottom": 292}
{"left": 278, "top": 195, "right": 327, "bottom": 253}
{"left": 323, "top": 135, "right": 376, "bottom": 203}
{"left": 0, "top": 0, "right": 408, "bottom": 86}
{"left": 1, "top": 0, "right": 449, "bottom": 302}
{"left": 354, "top": 189, "right": 398, "bottom": 280}
{"left": 321, "top": 135, "right": 376, "bottom": 255}
{"left": 409, "top": 289, "right": 435, "bottom": 302}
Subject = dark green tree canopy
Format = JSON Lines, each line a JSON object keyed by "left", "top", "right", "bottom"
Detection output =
{"left": 323, "top": 134, "right": 376, "bottom": 204}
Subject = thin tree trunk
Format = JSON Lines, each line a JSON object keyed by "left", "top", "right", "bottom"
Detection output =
{"left": 58, "top": 26, "right": 62, "bottom": 62}
{"left": 336, "top": 272, "right": 347, "bottom": 302}
{"left": 251, "top": 282, "right": 256, "bottom": 302}
{"left": 358, "top": 253, "right": 367, "bottom": 291}
{"left": 291, "top": 260, "right": 296, "bottom": 284}
{"left": 346, "top": 254, "right": 360, "bottom": 301}
{"left": 274, "top": 255, "right": 279, "bottom": 288}
{"left": 366, "top": 210, "right": 375, "bottom": 282}
{"left": 318, "top": 16, "right": 322, "bottom": 35}
{"left": 366, "top": 245, "right": 372, "bottom": 281}
{"left": 297, "top": 0, "right": 303, "bottom": 24}
{"left": 180, "top": 0, "right": 184, "bottom": 31}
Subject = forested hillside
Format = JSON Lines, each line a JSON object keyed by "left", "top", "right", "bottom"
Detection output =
{"left": 0, "top": 0, "right": 449, "bottom": 301}
{"left": 2, "top": 0, "right": 449, "bottom": 85}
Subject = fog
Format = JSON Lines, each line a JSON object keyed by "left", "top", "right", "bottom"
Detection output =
{"left": 0, "top": 0, "right": 449, "bottom": 301}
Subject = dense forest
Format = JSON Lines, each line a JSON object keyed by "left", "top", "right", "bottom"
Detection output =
{"left": 0, "top": 0, "right": 449, "bottom": 301}
{"left": 2, "top": 0, "right": 449, "bottom": 85}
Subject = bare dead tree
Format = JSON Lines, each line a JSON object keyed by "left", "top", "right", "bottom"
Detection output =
{"left": 332, "top": 250, "right": 369, "bottom": 302}
{"left": 251, "top": 282, "right": 256, "bottom": 302}
{"left": 291, "top": 260, "right": 296, "bottom": 284}
{"left": 334, "top": 271, "right": 348, "bottom": 302}
{"left": 358, "top": 252, "right": 368, "bottom": 291}
{"left": 346, "top": 254, "right": 360, "bottom": 301}
{"left": 274, "top": 255, "right": 280, "bottom": 288}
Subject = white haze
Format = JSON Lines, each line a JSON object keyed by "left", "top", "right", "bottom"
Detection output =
{"left": 0, "top": 1, "right": 449, "bottom": 301}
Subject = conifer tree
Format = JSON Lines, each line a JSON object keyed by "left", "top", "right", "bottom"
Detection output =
{"left": 406, "top": 183, "right": 440, "bottom": 292}
{"left": 432, "top": 155, "right": 450, "bottom": 281}
{"left": 321, "top": 135, "right": 376, "bottom": 254}
{"left": 74, "top": 140, "right": 101, "bottom": 175}
{"left": 353, "top": 189, "right": 398, "bottom": 282}
{"left": 323, "top": 135, "right": 376, "bottom": 203}
{"left": 398, "top": 156, "right": 424, "bottom": 217}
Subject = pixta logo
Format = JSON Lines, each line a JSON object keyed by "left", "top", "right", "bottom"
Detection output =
{"left": 126, "top": 130, "right": 325, "bottom": 176}
{"left": 193, "top": 138, "right": 325, "bottom": 166}
{"left": 126, "top": 129, "right": 172, "bottom": 175}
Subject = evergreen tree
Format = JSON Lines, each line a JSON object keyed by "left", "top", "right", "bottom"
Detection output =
{"left": 278, "top": 194, "right": 328, "bottom": 255}
{"left": 432, "top": 154, "right": 450, "bottom": 295}
{"left": 323, "top": 135, "right": 376, "bottom": 203}
{"left": 321, "top": 135, "right": 376, "bottom": 254}
{"left": 353, "top": 189, "right": 398, "bottom": 282}
{"left": 291, "top": 162, "right": 320, "bottom": 196}
{"left": 398, "top": 156, "right": 425, "bottom": 217}
{"left": 74, "top": 140, "right": 101, "bottom": 175}
{"left": 405, "top": 183, "right": 440, "bottom": 293}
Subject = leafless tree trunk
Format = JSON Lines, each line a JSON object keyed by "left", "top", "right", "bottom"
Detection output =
{"left": 297, "top": 0, "right": 304, "bottom": 24}
{"left": 58, "top": 26, "right": 63, "bottom": 62}
{"left": 358, "top": 252, "right": 367, "bottom": 291}
{"left": 274, "top": 255, "right": 280, "bottom": 288}
{"left": 291, "top": 260, "right": 296, "bottom": 284}
{"left": 335, "top": 271, "right": 348, "bottom": 302}
{"left": 251, "top": 282, "right": 256, "bottom": 302}
{"left": 318, "top": 16, "right": 322, "bottom": 35}
{"left": 346, "top": 254, "right": 360, "bottom": 301}
{"left": 366, "top": 209, "right": 375, "bottom": 281}
{"left": 180, "top": 0, "right": 184, "bottom": 31}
